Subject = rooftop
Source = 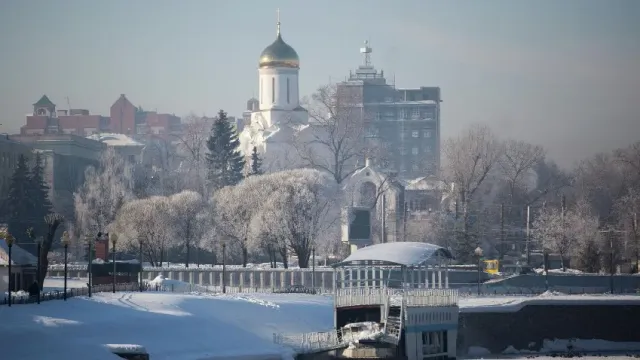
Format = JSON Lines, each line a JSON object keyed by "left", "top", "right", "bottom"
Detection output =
{"left": 87, "top": 133, "right": 144, "bottom": 147}
{"left": 334, "top": 242, "right": 453, "bottom": 267}
{"left": 0, "top": 241, "right": 37, "bottom": 266}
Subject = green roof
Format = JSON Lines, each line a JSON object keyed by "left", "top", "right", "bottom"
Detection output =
{"left": 33, "top": 95, "right": 55, "bottom": 107}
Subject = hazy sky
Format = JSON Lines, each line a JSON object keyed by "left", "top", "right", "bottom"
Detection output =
{"left": 1, "top": 0, "right": 639, "bottom": 167}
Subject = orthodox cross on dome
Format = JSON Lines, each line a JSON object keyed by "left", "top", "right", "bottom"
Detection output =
{"left": 276, "top": 8, "right": 281, "bottom": 36}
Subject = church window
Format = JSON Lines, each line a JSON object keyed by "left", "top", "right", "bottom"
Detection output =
{"left": 287, "top": 78, "right": 290, "bottom": 104}
{"left": 272, "top": 77, "right": 275, "bottom": 103}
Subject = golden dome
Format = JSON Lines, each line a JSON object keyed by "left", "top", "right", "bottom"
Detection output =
{"left": 259, "top": 33, "right": 300, "bottom": 68}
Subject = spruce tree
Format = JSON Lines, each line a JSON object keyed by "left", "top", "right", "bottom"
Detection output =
{"left": 7, "top": 154, "right": 32, "bottom": 246}
{"left": 27, "top": 152, "right": 53, "bottom": 239}
{"left": 249, "top": 146, "right": 263, "bottom": 176}
{"left": 205, "top": 109, "right": 245, "bottom": 189}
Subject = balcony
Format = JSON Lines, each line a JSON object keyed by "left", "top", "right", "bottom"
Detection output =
{"left": 335, "top": 287, "right": 458, "bottom": 308}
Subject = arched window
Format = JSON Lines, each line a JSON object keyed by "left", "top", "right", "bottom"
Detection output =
{"left": 272, "top": 77, "right": 275, "bottom": 103}
{"left": 359, "top": 182, "right": 377, "bottom": 208}
{"left": 286, "top": 78, "right": 290, "bottom": 104}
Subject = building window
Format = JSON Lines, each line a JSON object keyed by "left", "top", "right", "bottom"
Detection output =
{"left": 412, "top": 130, "right": 419, "bottom": 138}
{"left": 412, "top": 164, "right": 419, "bottom": 171}
{"left": 412, "top": 108, "right": 420, "bottom": 118}
{"left": 422, "top": 331, "right": 448, "bottom": 356}
{"left": 375, "top": 111, "right": 381, "bottom": 121}
{"left": 412, "top": 147, "right": 419, "bottom": 155}
{"left": 385, "top": 110, "right": 394, "bottom": 117}
{"left": 426, "top": 145, "right": 432, "bottom": 153}
{"left": 400, "top": 147, "right": 407, "bottom": 155}
{"left": 424, "top": 130, "right": 431, "bottom": 138}
{"left": 400, "top": 108, "right": 408, "bottom": 119}
{"left": 286, "top": 78, "right": 290, "bottom": 104}
{"left": 272, "top": 78, "right": 275, "bottom": 103}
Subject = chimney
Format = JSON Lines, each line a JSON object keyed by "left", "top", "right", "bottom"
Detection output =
{"left": 365, "top": 157, "right": 371, "bottom": 167}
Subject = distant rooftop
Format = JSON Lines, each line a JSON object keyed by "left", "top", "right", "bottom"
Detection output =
{"left": 334, "top": 242, "right": 453, "bottom": 267}
{"left": 87, "top": 133, "right": 144, "bottom": 147}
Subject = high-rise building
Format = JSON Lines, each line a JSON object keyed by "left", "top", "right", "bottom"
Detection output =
{"left": 337, "top": 42, "right": 441, "bottom": 179}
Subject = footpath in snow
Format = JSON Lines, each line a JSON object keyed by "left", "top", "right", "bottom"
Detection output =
{"left": 0, "top": 291, "right": 334, "bottom": 360}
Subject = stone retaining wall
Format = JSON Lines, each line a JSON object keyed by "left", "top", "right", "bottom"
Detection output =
{"left": 457, "top": 304, "right": 640, "bottom": 355}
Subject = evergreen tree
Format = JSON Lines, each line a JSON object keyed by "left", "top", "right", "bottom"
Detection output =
{"left": 7, "top": 154, "right": 32, "bottom": 246}
{"left": 249, "top": 146, "right": 263, "bottom": 176}
{"left": 27, "top": 152, "right": 53, "bottom": 239}
{"left": 205, "top": 109, "right": 245, "bottom": 189}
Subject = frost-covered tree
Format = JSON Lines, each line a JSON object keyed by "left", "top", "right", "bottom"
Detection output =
{"left": 168, "top": 190, "right": 207, "bottom": 268}
{"left": 27, "top": 152, "right": 53, "bottom": 240}
{"left": 292, "top": 83, "right": 380, "bottom": 184}
{"left": 205, "top": 109, "right": 245, "bottom": 190}
{"left": 6, "top": 154, "right": 32, "bottom": 246}
{"left": 175, "top": 113, "right": 210, "bottom": 195}
{"left": 254, "top": 169, "right": 341, "bottom": 268}
{"left": 74, "top": 148, "right": 135, "bottom": 237}
{"left": 112, "top": 196, "right": 172, "bottom": 266}
{"left": 212, "top": 185, "right": 259, "bottom": 267}
{"left": 405, "top": 211, "right": 454, "bottom": 249}
{"left": 442, "top": 124, "right": 503, "bottom": 262}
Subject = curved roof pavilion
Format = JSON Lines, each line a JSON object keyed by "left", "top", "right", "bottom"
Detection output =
{"left": 333, "top": 242, "right": 453, "bottom": 268}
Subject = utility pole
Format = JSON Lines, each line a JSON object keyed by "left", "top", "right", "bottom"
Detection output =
{"left": 633, "top": 212, "right": 638, "bottom": 273}
{"left": 500, "top": 203, "right": 505, "bottom": 260}
{"left": 526, "top": 206, "right": 531, "bottom": 266}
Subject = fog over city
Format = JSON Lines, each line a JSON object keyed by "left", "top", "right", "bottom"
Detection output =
{"left": 1, "top": 0, "right": 639, "bottom": 167}
{"left": 2, "top": 1, "right": 640, "bottom": 360}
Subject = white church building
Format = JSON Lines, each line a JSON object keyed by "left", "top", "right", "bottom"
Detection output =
{"left": 239, "top": 16, "right": 316, "bottom": 172}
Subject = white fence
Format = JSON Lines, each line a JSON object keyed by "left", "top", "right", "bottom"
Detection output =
{"left": 335, "top": 287, "right": 459, "bottom": 308}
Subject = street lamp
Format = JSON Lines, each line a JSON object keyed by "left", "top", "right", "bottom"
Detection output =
{"left": 4, "top": 232, "right": 15, "bottom": 307}
{"left": 86, "top": 234, "right": 95, "bottom": 297}
{"left": 110, "top": 233, "right": 118, "bottom": 293}
{"left": 35, "top": 236, "right": 43, "bottom": 304}
{"left": 311, "top": 247, "right": 316, "bottom": 289}
{"left": 474, "top": 246, "right": 483, "bottom": 296}
{"left": 138, "top": 237, "right": 144, "bottom": 292}
{"left": 61, "top": 231, "right": 71, "bottom": 301}
{"left": 222, "top": 243, "right": 226, "bottom": 294}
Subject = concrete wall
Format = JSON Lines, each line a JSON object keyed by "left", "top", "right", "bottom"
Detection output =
{"left": 485, "top": 273, "right": 640, "bottom": 293}
{"left": 457, "top": 304, "right": 640, "bottom": 355}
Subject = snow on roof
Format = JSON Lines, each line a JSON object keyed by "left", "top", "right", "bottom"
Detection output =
{"left": 334, "top": 242, "right": 453, "bottom": 267}
{"left": 86, "top": 133, "right": 144, "bottom": 147}
{"left": 0, "top": 241, "right": 37, "bottom": 266}
{"left": 402, "top": 176, "right": 447, "bottom": 191}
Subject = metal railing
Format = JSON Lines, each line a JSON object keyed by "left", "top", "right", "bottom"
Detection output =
{"left": 335, "top": 287, "right": 459, "bottom": 308}
{"left": 1, "top": 283, "right": 140, "bottom": 306}
{"left": 274, "top": 328, "right": 358, "bottom": 353}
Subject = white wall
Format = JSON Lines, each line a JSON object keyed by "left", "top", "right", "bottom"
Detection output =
{"left": 0, "top": 267, "right": 8, "bottom": 296}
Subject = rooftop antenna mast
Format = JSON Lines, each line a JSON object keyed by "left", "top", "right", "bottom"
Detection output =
{"left": 360, "top": 40, "right": 372, "bottom": 67}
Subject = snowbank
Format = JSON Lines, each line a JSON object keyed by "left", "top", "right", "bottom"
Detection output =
{"left": 459, "top": 291, "right": 640, "bottom": 312}
{"left": 502, "top": 338, "right": 640, "bottom": 354}
{"left": 0, "top": 291, "right": 333, "bottom": 360}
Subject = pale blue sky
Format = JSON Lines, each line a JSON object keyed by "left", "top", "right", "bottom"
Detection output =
{"left": 1, "top": 0, "right": 639, "bottom": 167}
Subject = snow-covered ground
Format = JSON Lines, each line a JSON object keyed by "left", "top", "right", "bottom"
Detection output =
{"left": 459, "top": 290, "right": 640, "bottom": 312}
{"left": 0, "top": 292, "right": 334, "bottom": 360}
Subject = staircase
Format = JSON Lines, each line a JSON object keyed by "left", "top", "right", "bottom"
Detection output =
{"left": 382, "top": 296, "right": 404, "bottom": 345}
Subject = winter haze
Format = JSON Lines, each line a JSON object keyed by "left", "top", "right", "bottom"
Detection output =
{"left": 1, "top": 0, "right": 639, "bottom": 167}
